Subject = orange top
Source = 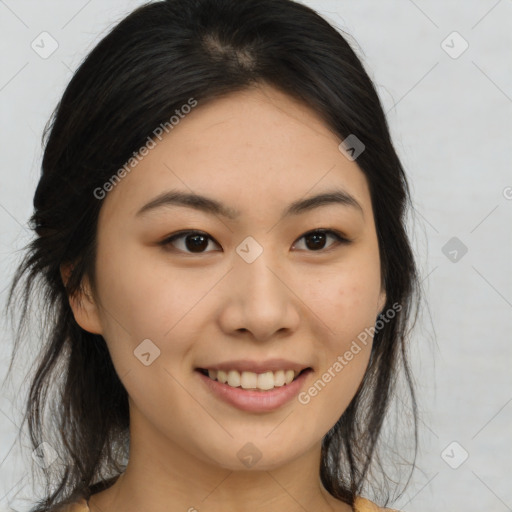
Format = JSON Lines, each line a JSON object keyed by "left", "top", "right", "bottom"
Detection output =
{"left": 57, "top": 496, "right": 400, "bottom": 511}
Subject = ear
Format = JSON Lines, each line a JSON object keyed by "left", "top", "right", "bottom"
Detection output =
{"left": 60, "top": 263, "right": 103, "bottom": 335}
{"left": 377, "top": 288, "right": 387, "bottom": 316}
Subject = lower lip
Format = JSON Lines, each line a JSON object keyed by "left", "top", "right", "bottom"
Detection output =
{"left": 196, "top": 369, "right": 313, "bottom": 413}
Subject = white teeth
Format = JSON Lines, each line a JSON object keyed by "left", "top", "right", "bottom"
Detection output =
{"left": 205, "top": 369, "right": 301, "bottom": 391}
{"left": 240, "top": 370, "right": 257, "bottom": 389}
{"left": 227, "top": 370, "right": 240, "bottom": 387}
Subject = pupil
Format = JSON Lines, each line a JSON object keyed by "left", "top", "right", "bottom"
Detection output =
{"left": 306, "top": 232, "right": 326, "bottom": 250}
{"left": 186, "top": 234, "right": 208, "bottom": 252}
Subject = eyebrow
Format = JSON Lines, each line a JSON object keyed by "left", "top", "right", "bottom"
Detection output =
{"left": 135, "top": 188, "right": 364, "bottom": 220}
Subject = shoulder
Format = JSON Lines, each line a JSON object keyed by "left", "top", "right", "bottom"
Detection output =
{"left": 53, "top": 497, "right": 89, "bottom": 512}
{"left": 354, "top": 496, "right": 402, "bottom": 512}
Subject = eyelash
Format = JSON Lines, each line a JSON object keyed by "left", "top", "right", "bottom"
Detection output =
{"left": 159, "top": 228, "right": 351, "bottom": 254}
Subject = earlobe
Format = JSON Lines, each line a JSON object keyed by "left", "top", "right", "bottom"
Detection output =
{"left": 377, "top": 289, "right": 387, "bottom": 316}
{"left": 60, "top": 263, "right": 103, "bottom": 335}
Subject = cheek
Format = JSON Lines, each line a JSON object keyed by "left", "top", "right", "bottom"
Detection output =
{"left": 95, "top": 238, "right": 199, "bottom": 334}
{"left": 304, "top": 262, "right": 381, "bottom": 336}
{"left": 299, "top": 255, "right": 380, "bottom": 396}
{"left": 92, "top": 245, "right": 193, "bottom": 377}
{"left": 92, "top": 251, "right": 199, "bottom": 413}
{"left": 299, "top": 283, "right": 375, "bottom": 427}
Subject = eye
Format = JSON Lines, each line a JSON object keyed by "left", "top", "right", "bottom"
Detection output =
{"left": 292, "top": 229, "right": 351, "bottom": 252}
{"left": 159, "top": 228, "right": 351, "bottom": 254}
{"left": 159, "top": 230, "right": 221, "bottom": 254}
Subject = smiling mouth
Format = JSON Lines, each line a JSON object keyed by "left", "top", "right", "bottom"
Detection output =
{"left": 196, "top": 367, "right": 312, "bottom": 392}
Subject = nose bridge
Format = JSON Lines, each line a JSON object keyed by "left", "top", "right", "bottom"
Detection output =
{"left": 234, "top": 235, "right": 283, "bottom": 303}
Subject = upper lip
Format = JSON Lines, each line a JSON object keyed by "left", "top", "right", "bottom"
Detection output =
{"left": 196, "top": 359, "right": 312, "bottom": 374}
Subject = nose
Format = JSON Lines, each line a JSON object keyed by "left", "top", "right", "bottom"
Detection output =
{"left": 217, "top": 244, "right": 301, "bottom": 341}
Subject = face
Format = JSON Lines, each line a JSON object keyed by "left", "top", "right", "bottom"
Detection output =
{"left": 63, "top": 83, "right": 386, "bottom": 472}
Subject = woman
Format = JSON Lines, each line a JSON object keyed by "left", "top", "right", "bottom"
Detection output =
{"left": 4, "top": 0, "right": 421, "bottom": 510}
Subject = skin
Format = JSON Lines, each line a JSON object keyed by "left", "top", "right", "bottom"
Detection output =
{"left": 62, "top": 83, "right": 386, "bottom": 512}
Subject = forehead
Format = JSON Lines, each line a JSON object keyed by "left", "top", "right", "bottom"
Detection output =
{"left": 99, "top": 84, "right": 372, "bottom": 223}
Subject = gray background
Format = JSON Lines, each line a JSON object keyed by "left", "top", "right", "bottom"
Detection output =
{"left": 1, "top": 1, "right": 511, "bottom": 511}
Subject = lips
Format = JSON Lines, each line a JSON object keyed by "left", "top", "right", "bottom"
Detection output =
{"left": 196, "top": 365, "right": 313, "bottom": 412}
